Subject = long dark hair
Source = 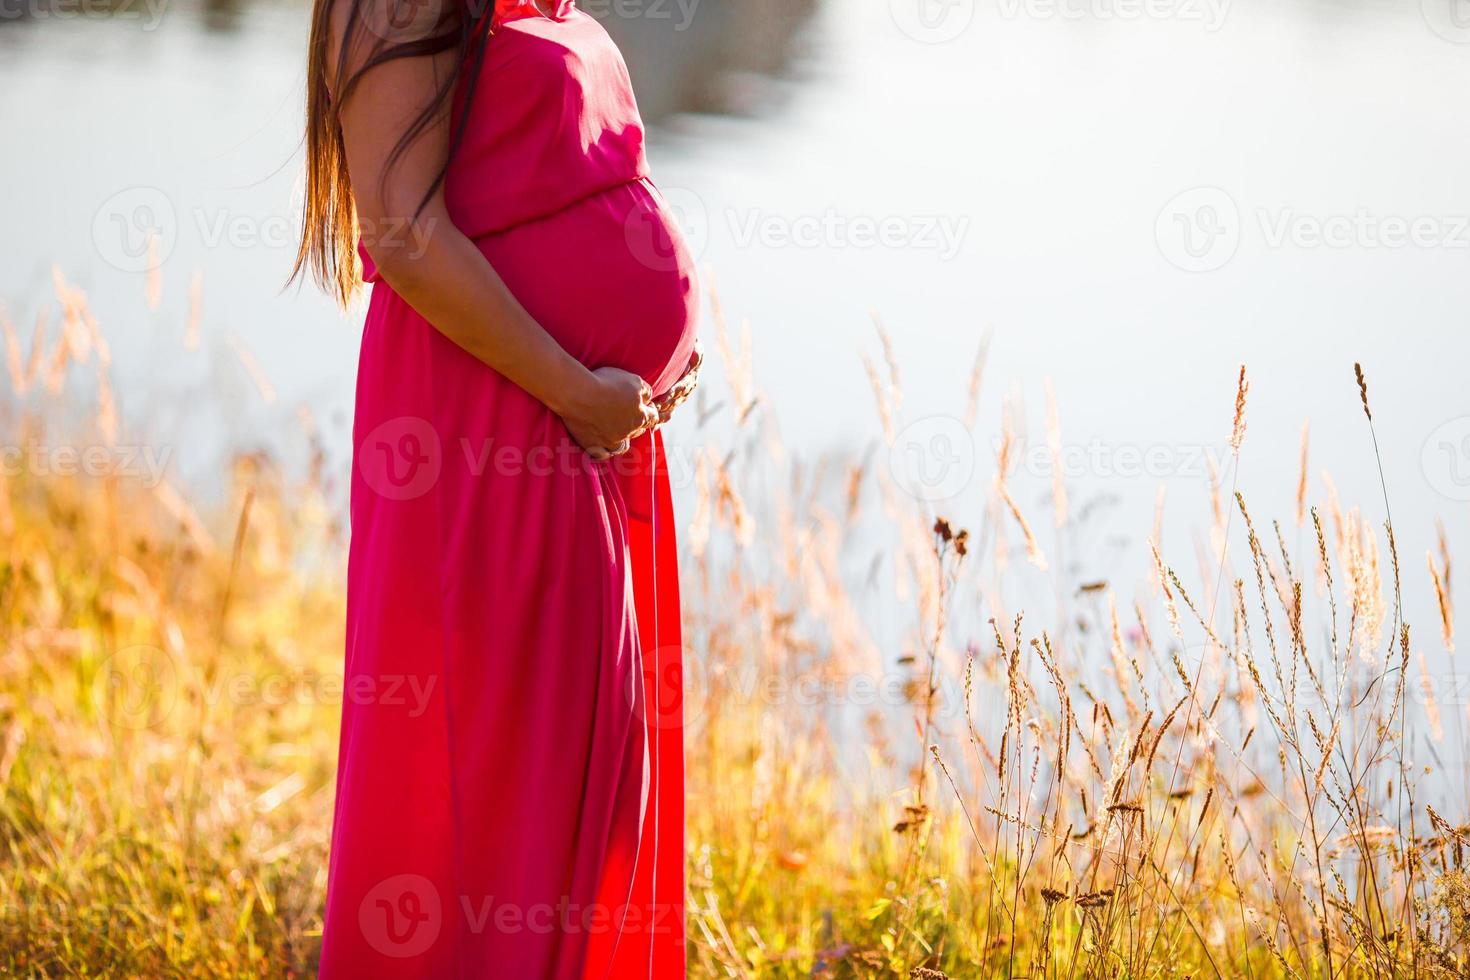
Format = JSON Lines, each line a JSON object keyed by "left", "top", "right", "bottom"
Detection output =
{"left": 291, "top": 0, "right": 495, "bottom": 305}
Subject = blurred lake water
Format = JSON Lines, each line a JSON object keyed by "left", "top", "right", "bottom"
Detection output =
{"left": 2, "top": 0, "right": 1470, "bottom": 718}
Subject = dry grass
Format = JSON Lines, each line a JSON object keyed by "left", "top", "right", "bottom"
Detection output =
{"left": 1, "top": 271, "right": 1467, "bottom": 977}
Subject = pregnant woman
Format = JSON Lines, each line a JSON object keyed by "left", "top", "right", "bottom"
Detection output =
{"left": 292, "top": 0, "right": 699, "bottom": 974}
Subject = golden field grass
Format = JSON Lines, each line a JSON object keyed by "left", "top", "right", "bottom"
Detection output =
{"left": 1, "top": 272, "right": 1468, "bottom": 977}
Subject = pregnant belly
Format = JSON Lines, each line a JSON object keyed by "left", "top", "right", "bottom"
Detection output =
{"left": 472, "top": 179, "right": 700, "bottom": 397}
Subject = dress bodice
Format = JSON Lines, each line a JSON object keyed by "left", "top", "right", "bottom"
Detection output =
{"left": 359, "top": 0, "right": 648, "bottom": 281}
{"left": 446, "top": 0, "right": 648, "bottom": 237}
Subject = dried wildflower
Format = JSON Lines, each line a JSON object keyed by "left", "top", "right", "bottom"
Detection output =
{"left": 1419, "top": 651, "right": 1444, "bottom": 743}
{"left": 1336, "top": 825, "right": 1399, "bottom": 852}
{"left": 185, "top": 271, "right": 204, "bottom": 351}
{"left": 1, "top": 306, "right": 24, "bottom": 396}
{"left": 962, "top": 328, "right": 991, "bottom": 428}
{"left": 1150, "top": 542, "right": 1182, "bottom": 641}
{"left": 1295, "top": 421, "right": 1309, "bottom": 527}
{"left": 1429, "top": 549, "right": 1454, "bottom": 653}
{"left": 1428, "top": 806, "right": 1469, "bottom": 847}
{"left": 1314, "top": 719, "right": 1340, "bottom": 794}
{"left": 999, "top": 483, "right": 1047, "bottom": 572}
{"left": 1229, "top": 363, "right": 1249, "bottom": 453}
{"left": 226, "top": 334, "right": 277, "bottom": 405}
{"left": 870, "top": 313, "right": 902, "bottom": 408}
{"left": 893, "top": 803, "right": 930, "bottom": 835}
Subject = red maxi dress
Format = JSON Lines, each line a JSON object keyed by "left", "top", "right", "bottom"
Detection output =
{"left": 318, "top": 1, "right": 697, "bottom": 975}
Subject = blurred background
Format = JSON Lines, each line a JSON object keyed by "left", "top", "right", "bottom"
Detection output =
{"left": 2, "top": 0, "right": 1469, "bottom": 740}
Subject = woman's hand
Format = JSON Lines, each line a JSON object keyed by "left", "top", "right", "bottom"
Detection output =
{"left": 651, "top": 341, "right": 702, "bottom": 426}
{"left": 560, "top": 366, "right": 659, "bottom": 460}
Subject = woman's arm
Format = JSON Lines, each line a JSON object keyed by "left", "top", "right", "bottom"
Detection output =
{"left": 328, "top": 6, "right": 656, "bottom": 457}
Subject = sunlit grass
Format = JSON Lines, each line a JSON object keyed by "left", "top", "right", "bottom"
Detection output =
{"left": 2, "top": 273, "right": 1468, "bottom": 977}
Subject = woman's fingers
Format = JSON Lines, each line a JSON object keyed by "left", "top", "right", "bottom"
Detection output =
{"left": 563, "top": 364, "right": 691, "bottom": 459}
{"left": 651, "top": 343, "right": 703, "bottom": 425}
{"left": 639, "top": 399, "right": 659, "bottom": 434}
